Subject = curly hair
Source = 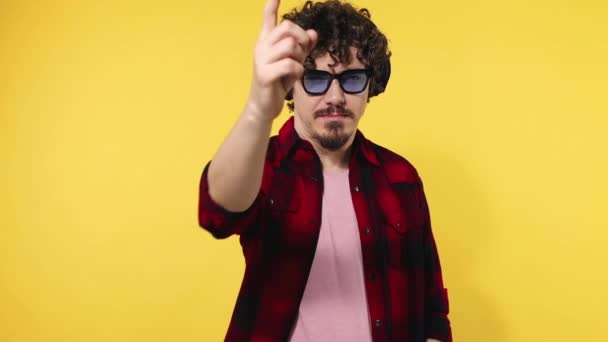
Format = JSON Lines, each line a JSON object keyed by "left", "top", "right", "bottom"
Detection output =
{"left": 283, "top": 0, "right": 391, "bottom": 111}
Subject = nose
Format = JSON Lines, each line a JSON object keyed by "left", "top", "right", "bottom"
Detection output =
{"left": 324, "top": 78, "right": 346, "bottom": 106}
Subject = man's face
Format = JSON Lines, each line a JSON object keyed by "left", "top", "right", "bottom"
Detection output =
{"left": 292, "top": 47, "right": 370, "bottom": 152}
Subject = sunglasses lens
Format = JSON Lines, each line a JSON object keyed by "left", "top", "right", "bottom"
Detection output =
{"left": 303, "top": 72, "right": 330, "bottom": 94}
{"left": 302, "top": 69, "right": 370, "bottom": 95}
{"left": 341, "top": 71, "right": 369, "bottom": 93}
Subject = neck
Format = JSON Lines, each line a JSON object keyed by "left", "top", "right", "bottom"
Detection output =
{"left": 294, "top": 120, "right": 356, "bottom": 172}
{"left": 314, "top": 137, "right": 355, "bottom": 172}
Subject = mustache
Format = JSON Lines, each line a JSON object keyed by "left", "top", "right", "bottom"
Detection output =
{"left": 314, "top": 105, "right": 354, "bottom": 118}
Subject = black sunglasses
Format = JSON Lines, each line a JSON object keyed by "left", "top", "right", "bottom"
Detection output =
{"left": 301, "top": 69, "right": 372, "bottom": 95}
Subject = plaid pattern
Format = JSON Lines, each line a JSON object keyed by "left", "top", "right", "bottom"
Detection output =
{"left": 198, "top": 117, "right": 452, "bottom": 342}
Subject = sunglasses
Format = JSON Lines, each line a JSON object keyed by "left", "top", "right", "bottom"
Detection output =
{"left": 301, "top": 69, "right": 372, "bottom": 95}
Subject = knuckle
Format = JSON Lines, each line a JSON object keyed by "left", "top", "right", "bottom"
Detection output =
{"left": 281, "top": 19, "right": 294, "bottom": 29}
{"left": 294, "top": 63, "right": 304, "bottom": 74}
{"left": 300, "top": 35, "right": 310, "bottom": 47}
{"left": 281, "top": 60, "right": 293, "bottom": 74}
{"left": 278, "top": 20, "right": 292, "bottom": 32}
{"left": 284, "top": 37, "right": 296, "bottom": 50}
{"left": 289, "top": 60, "right": 301, "bottom": 73}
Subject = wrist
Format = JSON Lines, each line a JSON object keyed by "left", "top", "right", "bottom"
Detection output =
{"left": 243, "top": 100, "right": 276, "bottom": 127}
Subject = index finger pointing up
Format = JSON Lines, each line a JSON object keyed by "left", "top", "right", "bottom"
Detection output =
{"left": 261, "top": 0, "right": 280, "bottom": 36}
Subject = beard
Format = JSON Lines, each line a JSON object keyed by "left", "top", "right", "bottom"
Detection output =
{"left": 311, "top": 105, "right": 354, "bottom": 151}
{"left": 312, "top": 120, "right": 351, "bottom": 151}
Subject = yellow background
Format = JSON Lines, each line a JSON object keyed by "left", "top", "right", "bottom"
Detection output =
{"left": 1, "top": 0, "right": 607, "bottom": 340}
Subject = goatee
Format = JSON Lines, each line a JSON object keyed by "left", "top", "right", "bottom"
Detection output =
{"left": 313, "top": 120, "right": 350, "bottom": 151}
{"left": 312, "top": 105, "right": 354, "bottom": 151}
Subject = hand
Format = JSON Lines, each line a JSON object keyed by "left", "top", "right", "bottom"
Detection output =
{"left": 246, "top": 0, "right": 318, "bottom": 121}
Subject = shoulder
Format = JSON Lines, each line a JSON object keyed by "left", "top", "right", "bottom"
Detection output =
{"left": 368, "top": 141, "right": 422, "bottom": 184}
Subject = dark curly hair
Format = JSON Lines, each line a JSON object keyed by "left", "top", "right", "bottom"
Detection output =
{"left": 283, "top": 0, "right": 391, "bottom": 112}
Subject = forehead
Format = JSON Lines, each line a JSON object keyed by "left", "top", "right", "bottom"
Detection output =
{"left": 310, "top": 46, "right": 366, "bottom": 72}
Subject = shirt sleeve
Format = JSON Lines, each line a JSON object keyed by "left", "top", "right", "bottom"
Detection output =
{"left": 417, "top": 176, "right": 453, "bottom": 342}
{"left": 197, "top": 161, "right": 264, "bottom": 239}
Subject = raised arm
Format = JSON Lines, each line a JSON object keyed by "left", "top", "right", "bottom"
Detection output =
{"left": 207, "top": 0, "right": 317, "bottom": 212}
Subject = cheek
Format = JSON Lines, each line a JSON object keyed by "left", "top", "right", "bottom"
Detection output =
{"left": 347, "top": 94, "right": 368, "bottom": 116}
{"left": 294, "top": 94, "right": 321, "bottom": 118}
{"left": 294, "top": 100, "right": 314, "bottom": 119}
{"left": 358, "top": 100, "right": 369, "bottom": 115}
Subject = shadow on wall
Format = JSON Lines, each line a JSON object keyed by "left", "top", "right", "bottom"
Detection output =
{"left": 412, "top": 148, "right": 508, "bottom": 342}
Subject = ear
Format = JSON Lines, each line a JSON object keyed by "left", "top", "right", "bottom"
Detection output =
{"left": 372, "top": 59, "right": 391, "bottom": 96}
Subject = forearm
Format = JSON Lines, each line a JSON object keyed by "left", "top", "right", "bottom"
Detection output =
{"left": 207, "top": 105, "right": 273, "bottom": 212}
{"left": 207, "top": 0, "right": 318, "bottom": 213}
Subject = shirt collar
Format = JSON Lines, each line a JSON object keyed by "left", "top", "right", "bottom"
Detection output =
{"left": 277, "top": 116, "right": 380, "bottom": 167}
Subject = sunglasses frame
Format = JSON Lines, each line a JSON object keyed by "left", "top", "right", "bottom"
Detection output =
{"left": 301, "top": 68, "right": 372, "bottom": 96}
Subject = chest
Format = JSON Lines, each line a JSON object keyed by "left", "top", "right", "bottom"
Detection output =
{"left": 261, "top": 163, "right": 426, "bottom": 269}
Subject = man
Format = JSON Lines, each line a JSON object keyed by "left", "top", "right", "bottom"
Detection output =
{"left": 198, "top": 0, "right": 452, "bottom": 341}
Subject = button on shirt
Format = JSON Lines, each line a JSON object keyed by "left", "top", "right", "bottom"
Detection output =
{"left": 198, "top": 117, "right": 452, "bottom": 342}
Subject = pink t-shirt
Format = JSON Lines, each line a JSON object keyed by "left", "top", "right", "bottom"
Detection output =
{"left": 288, "top": 169, "right": 372, "bottom": 342}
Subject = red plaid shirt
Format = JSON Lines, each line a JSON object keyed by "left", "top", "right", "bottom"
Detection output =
{"left": 198, "top": 117, "right": 452, "bottom": 342}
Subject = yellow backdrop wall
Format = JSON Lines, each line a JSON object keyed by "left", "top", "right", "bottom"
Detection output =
{"left": 1, "top": 0, "right": 607, "bottom": 341}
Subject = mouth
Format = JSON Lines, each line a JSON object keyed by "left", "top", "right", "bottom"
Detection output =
{"left": 314, "top": 106, "right": 354, "bottom": 122}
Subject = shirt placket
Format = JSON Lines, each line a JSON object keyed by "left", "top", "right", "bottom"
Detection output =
{"left": 349, "top": 165, "right": 389, "bottom": 342}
